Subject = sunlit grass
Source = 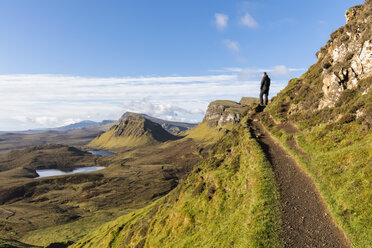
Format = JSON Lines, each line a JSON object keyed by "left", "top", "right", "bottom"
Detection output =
{"left": 264, "top": 76, "right": 372, "bottom": 248}
{"left": 70, "top": 115, "right": 283, "bottom": 248}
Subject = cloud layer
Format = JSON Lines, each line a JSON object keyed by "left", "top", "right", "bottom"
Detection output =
{"left": 240, "top": 13, "right": 258, "bottom": 28}
{"left": 0, "top": 70, "right": 303, "bottom": 131}
{"left": 215, "top": 13, "right": 228, "bottom": 31}
{"left": 223, "top": 40, "right": 240, "bottom": 52}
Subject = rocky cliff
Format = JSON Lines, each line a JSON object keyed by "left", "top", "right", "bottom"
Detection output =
{"left": 317, "top": 2, "right": 371, "bottom": 108}
{"left": 265, "top": 2, "right": 371, "bottom": 246}
{"left": 120, "top": 112, "right": 197, "bottom": 134}
{"left": 269, "top": 1, "right": 372, "bottom": 126}
{"left": 202, "top": 99, "right": 258, "bottom": 128}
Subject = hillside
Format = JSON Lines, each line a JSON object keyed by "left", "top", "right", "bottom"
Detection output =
{"left": 89, "top": 114, "right": 178, "bottom": 150}
{"left": 0, "top": 144, "right": 94, "bottom": 174}
{"left": 70, "top": 108, "right": 283, "bottom": 248}
{"left": 263, "top": 2, "right": 372, "bottom": 247}
{"left": 120, "top": 112, "right": 197, "bottom": 134}
{"left": 0, "top": 123, "right": 113, "bottom": 154}
{"left": 0, "top": 110, "right": 231, "bottom": 247}
{"left": 1, "top": 2, "right": 370, "bottom": 248}
{"left": 69, "top": 2, "right": 371, "bottom": 248}
{"left": 0, "top": 141, "right": 197, "bottom": 246}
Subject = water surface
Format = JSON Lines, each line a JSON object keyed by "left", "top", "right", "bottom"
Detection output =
{"left": 35, "top": 167, "right": 105, "bottom": 178}
{"left": 88, "top": 150, "right": 116, "bottom": 156}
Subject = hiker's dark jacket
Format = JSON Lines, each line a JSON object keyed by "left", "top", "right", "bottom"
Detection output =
{"left": 260, "top": 75, "right": 271, "bottom": 92}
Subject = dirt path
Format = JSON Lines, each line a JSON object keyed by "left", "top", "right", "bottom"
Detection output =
{"left": 249, "top": 113, "right": 351, "bottom": 248}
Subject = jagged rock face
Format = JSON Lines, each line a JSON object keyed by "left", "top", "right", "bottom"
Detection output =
{"left": 113, "top": 114, "right": 147, "bottom": 137}
{"left": 111, "top": 114, "right": 175, "bottom": 142}
{"left": 203, "top": 100, "right": 246, "bottom": 128}
{"left": 318, "top": 1, "right": 372, "bottom": 108}
{"left": 120, "top": 112, "right": 197, "bottom": 134}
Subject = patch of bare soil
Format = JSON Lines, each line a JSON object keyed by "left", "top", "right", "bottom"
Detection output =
{"left": 249, "top": 112, "right": 350, "bottom": 248}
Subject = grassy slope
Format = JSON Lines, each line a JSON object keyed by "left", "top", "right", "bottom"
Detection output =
{"left": 3, "top": 122, "right": 215, "bottom": 246}
{"left": 19, "top": 208, "right": 133, "bottom": 246}
{"left": 88, "top": 129, "right": 155, "bottom": 149}
{"left": 265, "top": 69, "right": 372, "bottom": 248}
{"left": 183, "top": 122, "right": 226, "bottom": 143}
{"left": 0, "top": 238, "right": 41, "bottom": 248}
{"left": 70, "top": 114, "right": 283, "bottom": 248}
{"left": 211, "top": 100, "right": 247, "bottom": 115}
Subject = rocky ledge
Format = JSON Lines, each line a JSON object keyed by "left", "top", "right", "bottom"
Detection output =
{"left": 203, "top": 98, "right": 259, "bottom": 128}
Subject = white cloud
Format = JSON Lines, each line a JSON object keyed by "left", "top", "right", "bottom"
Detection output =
{"left": 223, "top": 39, "right": 240, "bottom": 52}
{"left": 12, "top": 115, "right": 30, "bottom": 123}
{"left": 238, "top": 68, "right": 261, "bottom": 81}
{"left": 240, "top": 13, "right": 258, "bottom": 28}
{"left": 215, "top": 13, "right": 228, "bottom": 31}
{"left": 34, "top": 116, "right": 58, "bottom": 126}
{"left": 237, "top": 66, "right": 306, "bottom": 80}
{"left": 60, "top": 118, "right": 82, "bottom": 126}
{"left": 0, "top": 72, "right": 299, "bottom": 131}
{"left": 272, "top": 65, "right": 290, "bottom": 76}
{"left": 123, "top": 98, "right": 204, "bottom": 121}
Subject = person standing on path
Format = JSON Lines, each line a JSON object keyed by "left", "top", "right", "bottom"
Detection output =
{"left": 260, "top": 72, "right": 271, "bottom": 106}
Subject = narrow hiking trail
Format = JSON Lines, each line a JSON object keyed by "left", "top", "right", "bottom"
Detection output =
{"left": 249, "top": 112, "right": 351, "bottom": 248}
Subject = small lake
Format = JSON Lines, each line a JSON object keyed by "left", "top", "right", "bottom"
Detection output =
{"left": 88, "top": 150, "right": 116, "bottom": 156}
{"left": 35, "top": 167, "right": 105, "bottom": 178}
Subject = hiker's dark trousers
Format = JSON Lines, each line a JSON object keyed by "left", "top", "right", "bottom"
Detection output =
{"left": 260, "top": 89, "right": 269, "bottom": 105}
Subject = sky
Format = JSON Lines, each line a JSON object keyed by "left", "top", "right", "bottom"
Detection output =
{"left": 0, "top": 0, "right": 364, "bottom": 131}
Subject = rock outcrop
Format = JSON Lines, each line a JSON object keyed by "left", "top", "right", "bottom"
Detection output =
{"left": 120, "top": 112, "right": 197, "bottom": 134}
{"left": 317, "top": 1, "right": 372, "bottom": 108}
{"left": 203, "top": 100, "right": 246, "bottom": 128}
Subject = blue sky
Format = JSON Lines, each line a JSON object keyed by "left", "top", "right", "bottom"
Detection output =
{"left": 0, "top": 0, "right": 364, "bottom": 130}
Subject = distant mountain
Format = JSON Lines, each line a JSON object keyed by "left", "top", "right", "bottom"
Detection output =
{"left": 120, "top": 112, "right": 197, "bottom": 134}
{"left": 0, "top": 122, "right": 115, "bottom": 154}
{"left": 56, "top": 120, "right": 114, "bottom": 131}
{"left": 0, "top": 120, "right": 115, "bottom": 134}
{"left": 89, "top": 113, "right": 179, "bottom": 149}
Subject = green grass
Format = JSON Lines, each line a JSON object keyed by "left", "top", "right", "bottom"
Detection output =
{"left": 89, "top": 129, "right": 155, "bottom": 149}
{"left": 0, "top": 238, "right": 41, "bottom": 248}
{"left": 19, "top": 208, "right": 133, "bottom": 247}
{"left": 182, "top": 121, "right": 225, "bottom": 143}
{"left": 263, "top": 77, "right": 372, "bottom": 247}
{"left": 262, "top": 117, "right": 372, "bottom": 247}
{"left": 211, "top": 100, "right": 242, "bottom": 108}
{"left": 295, "top": 124, "right": 372, "bottom": 248}
{"left": 210, "top": 100, "right": 247, "bottom": 115}
{"left": 70, "top": 114, "right": 283, "bottom": 248}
